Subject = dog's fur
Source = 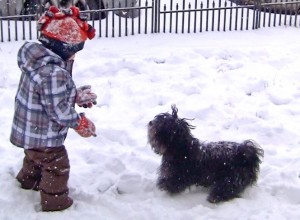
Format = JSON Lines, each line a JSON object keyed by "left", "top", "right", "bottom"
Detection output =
{"left": 147, "top": 105, "right": 264, "bottom": 203}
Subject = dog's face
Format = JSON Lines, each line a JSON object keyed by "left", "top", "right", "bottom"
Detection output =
{"left": 147, "top": 105, "right": 194, "bottom": 155}
{"left": 148, "top": 112, "right": 176, "bottom": 155}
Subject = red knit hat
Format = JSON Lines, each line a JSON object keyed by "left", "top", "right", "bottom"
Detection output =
{"left": 37, "top": 6, "right": 95, "bottom": 59}
{"left": 38, "top": 6, "right": 95, "bottom": 43}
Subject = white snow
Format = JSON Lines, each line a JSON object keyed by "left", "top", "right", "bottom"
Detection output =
{"left": 0, "top": 26, "right": 300, "bottom": 220}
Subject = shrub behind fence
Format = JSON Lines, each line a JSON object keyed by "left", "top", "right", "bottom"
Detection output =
{"left": 0, "top": 0, "right": 299, "bottom": 43}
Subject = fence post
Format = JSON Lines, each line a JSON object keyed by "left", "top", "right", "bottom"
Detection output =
{"left": 254, "top": 0, "right": 262, "bottom": 29}
{"left": 153, "top": 0, "right": 160, "bottom": 33}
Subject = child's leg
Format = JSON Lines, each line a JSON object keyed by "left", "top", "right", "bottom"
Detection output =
{"left": 38, "top": 146, "right": 73, "bottom": 211}
{"left": 16, "top": 150, "right": 42, "bottom": 190}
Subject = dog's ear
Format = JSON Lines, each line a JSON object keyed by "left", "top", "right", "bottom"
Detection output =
{"left": 171, "top": 105, "right": 178, "bottom": 118}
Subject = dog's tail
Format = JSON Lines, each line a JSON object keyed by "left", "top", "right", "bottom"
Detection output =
{"left": 234, "top": 140, "right": 264, "bottom": 186}
{"left": 236, "top": 140, "right": 264, "bottom": 173}
{"left": 237, "top": 140, "right": 264, "bottom": 165}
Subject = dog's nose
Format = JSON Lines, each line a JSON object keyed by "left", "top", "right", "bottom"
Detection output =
{"left": 149, "top": 121, "right": 153, "bottom": 126}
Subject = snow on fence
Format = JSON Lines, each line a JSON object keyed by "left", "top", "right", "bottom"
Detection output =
{"left": 0, "top": 0, "right": 299, "bottom": 42}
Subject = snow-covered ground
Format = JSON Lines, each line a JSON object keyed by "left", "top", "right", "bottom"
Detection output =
{"left": 0, "top": 27, "right": 300, "bottom": 220}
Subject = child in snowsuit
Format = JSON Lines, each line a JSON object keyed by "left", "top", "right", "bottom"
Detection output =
{"left": 10, "top": 6, "right": 97, "bottom": 211}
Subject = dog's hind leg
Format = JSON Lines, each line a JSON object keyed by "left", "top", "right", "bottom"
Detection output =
{"left": 207, "top": 181, "right": 241, "bottom": 203}
{"left": 207, "top": 172, "right": 253, "bottom": 203}
{"left": 207, "top": 166, "right": 259, "bottom": 203}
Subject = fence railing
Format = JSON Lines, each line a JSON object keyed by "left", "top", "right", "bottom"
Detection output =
{"left": 0, "top": 0, "right": 299, "bottom": 43}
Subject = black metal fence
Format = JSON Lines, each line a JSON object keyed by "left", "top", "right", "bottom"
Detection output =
{"left": 0, "top": 0, "right": 299, "bottom": 42}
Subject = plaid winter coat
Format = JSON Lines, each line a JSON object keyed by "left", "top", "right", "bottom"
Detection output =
{"left": 10, "top": 42, "right": 80, "bottom": 149}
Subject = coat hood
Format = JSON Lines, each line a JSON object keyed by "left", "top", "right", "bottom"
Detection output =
{"left": 17, "top": 41, "right": 65, "bottom": 75}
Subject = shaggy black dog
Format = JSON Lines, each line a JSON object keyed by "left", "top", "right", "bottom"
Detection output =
{"left": 147, "top": 105, "right": 264, "bottom": 203}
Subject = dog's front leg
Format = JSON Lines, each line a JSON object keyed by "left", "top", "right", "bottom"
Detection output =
{"left": 157, "top": 174, "right": 188, "bottom": 194}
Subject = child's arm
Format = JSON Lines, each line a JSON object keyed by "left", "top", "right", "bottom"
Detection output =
{"left": 39, "top": 67, "right": 79, "bottom": 128}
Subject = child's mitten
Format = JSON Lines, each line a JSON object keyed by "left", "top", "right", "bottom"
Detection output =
{"left": 75, "top": 113, "right": 96, "bottom": 137}
{"left": 76, "top": 85, "right": 97, "bottom": 108}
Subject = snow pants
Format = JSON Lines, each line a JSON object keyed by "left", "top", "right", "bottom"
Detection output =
{"left": 16, "top": 146, "right": 73, "bottom": 211}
